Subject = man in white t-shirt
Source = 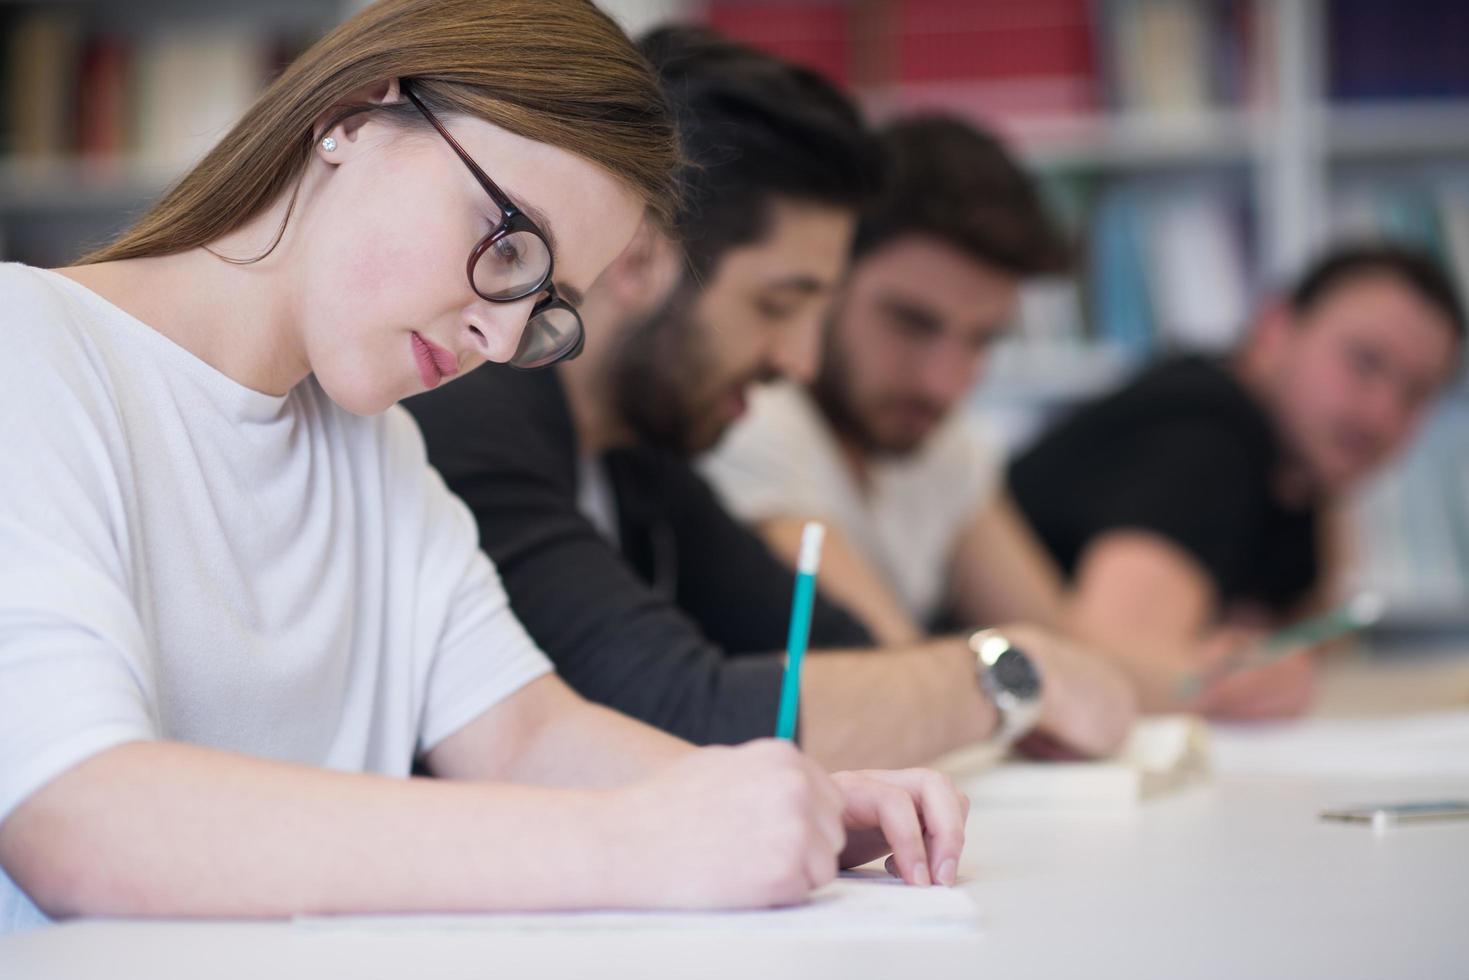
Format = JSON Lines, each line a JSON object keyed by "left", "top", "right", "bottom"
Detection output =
{"left": 703, "top": 117, "right": 1071, "bottom": 644}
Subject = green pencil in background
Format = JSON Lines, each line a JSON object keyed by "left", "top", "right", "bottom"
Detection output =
{"left": 1177, "top": 591, "right": 1387, "bottom": 699}
{"left": 776, "top": 522, "right": 826, "bottom": 741}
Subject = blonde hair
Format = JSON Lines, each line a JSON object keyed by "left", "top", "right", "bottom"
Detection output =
{"left": 84, "top": 0, "right": 678, "bottom": 264}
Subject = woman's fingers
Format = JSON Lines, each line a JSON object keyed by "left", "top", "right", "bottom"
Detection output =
{"left": 871, "top": 782, "right": 931, "bottom": 886}
{"left": 862, "top": 769, "right": 968, "bottom": 886}
{"left": 834, "top": 769, "right": 971, "bottom": 887}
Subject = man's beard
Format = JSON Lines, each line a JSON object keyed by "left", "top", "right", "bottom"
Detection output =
{"left": 606, "top": 282, "right": 720, "bottom": 456}
{"left": 811, "top": 323, "right": 933, "bottom": 457}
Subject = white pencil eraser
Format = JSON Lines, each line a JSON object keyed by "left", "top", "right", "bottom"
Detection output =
{"left": 797, "top": 522, "right": 826, "bottom": 575}
{"left": 1348, "top": 591, "right": 1386, "bottom": 626}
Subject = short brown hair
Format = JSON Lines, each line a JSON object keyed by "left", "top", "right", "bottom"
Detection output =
{"left": 853, "top": 115, "right": 1068, "bottom": 276}
{"left": 85, "top": 0, "right": 678, "bottom": 264}
{"left": 1290, "top": 242, "right": 1465, "bottom": 341}
{"left": 638, "top": 25, "right": 876, "bottom": 280}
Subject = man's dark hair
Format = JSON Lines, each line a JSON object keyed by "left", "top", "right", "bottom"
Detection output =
{"left": 852, "top": 115, "right": 1069, "bottom": 276}
{"left": 637, "top": 25, "right": 877, "bottom": 279}
{"left": 1289, "top": 242, "right": 1466, "bottom": 341}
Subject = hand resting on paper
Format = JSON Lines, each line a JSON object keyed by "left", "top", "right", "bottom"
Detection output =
{"left": 602, "top": 743, "right": 970, "bottom": 910}
{"left": 832, "top": 768, "right": 970, "bottom": 888}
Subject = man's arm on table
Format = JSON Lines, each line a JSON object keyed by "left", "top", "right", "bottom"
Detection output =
{"left": 462, "top": 471, "right": 998, "bottom": 768}
{"left": 759, "top": 511, "right": 1135, "bottom": 760}
{"left": 1066, "top": 530, "right": 1318, "bottom": 717}
{"left": 469, "top": 434, "right": 1149, "bottom": 766}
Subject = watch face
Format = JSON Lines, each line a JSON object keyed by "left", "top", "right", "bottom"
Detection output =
{"left": 992, "top": 647, "right": 1042, "bottom": 700}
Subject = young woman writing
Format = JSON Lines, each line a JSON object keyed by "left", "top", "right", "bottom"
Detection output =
{"left": 0, "top": 0, "right": 966, "bottom": 933}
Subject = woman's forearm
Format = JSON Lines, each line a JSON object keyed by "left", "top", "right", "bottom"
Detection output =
{"left": 0, "top": 741, "right": 624, "bottom": 920}
{"left": 422, "top": 675, "right": 693, "bottom": 787}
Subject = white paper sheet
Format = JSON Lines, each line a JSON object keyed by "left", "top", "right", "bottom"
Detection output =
{"left": 294, "top": 870, "right": 979, "bottom": 935}
{"left": 1210, "top": 709, "right": 1469, "bottom": 777}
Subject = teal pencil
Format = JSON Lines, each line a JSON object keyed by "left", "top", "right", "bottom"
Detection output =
{"left": 776, "top": 522, "right": 826, "bottom": 740}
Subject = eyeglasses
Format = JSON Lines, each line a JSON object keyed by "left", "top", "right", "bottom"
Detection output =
{"left": 402, "top": 81, "right": 584, "bottom": 370}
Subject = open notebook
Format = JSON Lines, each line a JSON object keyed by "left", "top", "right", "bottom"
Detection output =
{"left": 294, "top": 869, "right": 980, "bottom": 935}
{"left": 933, "top": 715, "right": 1211, "bottom": 807}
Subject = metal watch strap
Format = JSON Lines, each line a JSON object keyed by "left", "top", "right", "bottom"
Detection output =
{"left": 968, "top": 627, "right": 1044, "bottom": 746}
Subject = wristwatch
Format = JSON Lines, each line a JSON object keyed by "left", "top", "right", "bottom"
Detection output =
{"left": 967, "top": 628, "right": 1044, "bottom": 745}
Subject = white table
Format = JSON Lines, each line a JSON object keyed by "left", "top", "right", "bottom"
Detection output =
{"left": 5, "top": 647, "right": 1469, "bottom": 980}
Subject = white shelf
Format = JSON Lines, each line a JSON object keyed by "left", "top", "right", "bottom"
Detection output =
{"left": 1008, "top": 109, "right": 1262, "bottom": 171}
{"left": 0, "top": 158, "right": 177, "bottom": 212}
{"left": 1327, "top": 101, "right": 1469, "bottom": 159}
{"left": 860, "top": 87, "right": 1264, "bottom": 171}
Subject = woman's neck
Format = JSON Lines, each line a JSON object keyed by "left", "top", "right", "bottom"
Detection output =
{"left": 57, "top": 194, "right": 311, "bottom": 397}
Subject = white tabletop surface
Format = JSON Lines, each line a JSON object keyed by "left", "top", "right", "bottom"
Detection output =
{"left": 4, "top": 645, "right": 1468, "bottom": 980}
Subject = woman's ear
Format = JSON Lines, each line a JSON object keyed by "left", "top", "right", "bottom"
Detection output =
{"left": 605, "top": 217, "right": 682, "bottom": 314}
{"left": 313, "top": 77, "right": 403, "bottom": 165}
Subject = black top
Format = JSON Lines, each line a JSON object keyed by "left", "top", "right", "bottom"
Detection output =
{"left": 404, "top": 365, "right": 872, "bottom": 745}
{"left": 1008, "top": 356, "right": 1319, "bottom": 614}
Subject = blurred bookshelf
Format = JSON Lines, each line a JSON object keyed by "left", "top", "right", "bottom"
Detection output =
{"left": 2, "top": 0, "right": 1466, "bottom": 634}
{"left": 0, "top": 0, "right": 355, "bottom": 264}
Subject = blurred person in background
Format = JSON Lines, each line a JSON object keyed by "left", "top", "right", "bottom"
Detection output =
{"left": 408, "top": 26, "right": 1136, "bottom": 774}
{"left": 1009, "top": 243, "right": 1464, "bottom": 716}
{"left": 702, "top": 116, "right": 1072, "bottom": 651}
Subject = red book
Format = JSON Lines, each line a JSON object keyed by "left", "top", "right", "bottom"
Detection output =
{"left": 76, "top": 35, "right": 129, "bottom": 162}
{"left": 896, "top": 0, "right": 1096, "bottom": 83}
{"left": 707, "top": 2, "right": 850, "bottom": 87}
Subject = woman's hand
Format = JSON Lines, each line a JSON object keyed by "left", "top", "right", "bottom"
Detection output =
{"left": 600, "top": 739, "right": 845, "bottom": 909}
{"left": 832, "top": 768, "right": 970, "bottom": 887}
{"left": 601, "top": 745, "right": 972, "bottom": 909}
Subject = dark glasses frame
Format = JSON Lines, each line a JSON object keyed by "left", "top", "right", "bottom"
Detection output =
{"left": 401, "top": 80, "right": 584, "bottom": 368}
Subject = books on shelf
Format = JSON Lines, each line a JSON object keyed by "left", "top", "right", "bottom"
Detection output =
{"left": 133, "top": 27, "right": 266, "bottom": 172}
{"left": 4, "top": 8, "right": 84, "bottom": 160}
{"left": 883, "top": 0, "right": 1099, "bottom": 121}
{"left": 1147, "top": 186, "right": 1251, "bottom": 350}
{"left": 1329, "top": 0, "right": 1469, "bottom": 103}
{"left": 76, "top": 35, "right": 129, "bottom": 161}
{"left": 705, "top": 1, "right": 851, "bottom": 87}
{"left": 1105, "top": 0, "right": 1211, "bottom": 115}
{"left": 1085, "top": 178, "right": 1253, "bottom": 358}
{"left": 705, "top": 0, "right": 1254, "bottom": 131}
{"left": 0, "top": 7, "right": 312, "bottom": 172}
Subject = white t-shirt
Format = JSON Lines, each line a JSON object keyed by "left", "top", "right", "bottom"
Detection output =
{"left": 0, "top": 264, "right": 551, "bottom": 932}
{"left": 700, "top": 382, "right": 1000, "bottom": 624}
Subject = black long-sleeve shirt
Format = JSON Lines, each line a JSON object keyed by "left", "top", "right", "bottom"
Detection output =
{"left": 404, "top": 365, "right": 872, "bottom": 745}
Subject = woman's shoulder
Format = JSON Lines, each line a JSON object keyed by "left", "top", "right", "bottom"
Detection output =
{"left": 0, "top": 264, "right": 119, "bottom": 392}
{"left": 0, "top": 266, "right": 138, "bottom": 514}
{"left": 0, "top": 263, "right": 88, "bottom": 335}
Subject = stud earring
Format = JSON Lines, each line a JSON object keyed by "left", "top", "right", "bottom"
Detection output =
{"left": 321, "top": 136, "right": 337, "bottom": 152}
